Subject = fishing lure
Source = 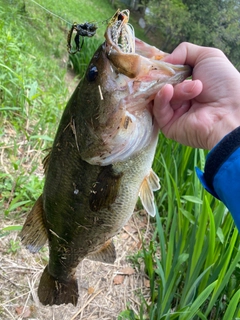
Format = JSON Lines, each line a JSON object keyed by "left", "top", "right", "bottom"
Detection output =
{"left": 67, "top": 22, "right": 98, "bottom": 54}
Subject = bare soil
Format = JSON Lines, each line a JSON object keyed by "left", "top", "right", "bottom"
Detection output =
{"left": 0, "top": 211, "right": 152, "bottom": 320}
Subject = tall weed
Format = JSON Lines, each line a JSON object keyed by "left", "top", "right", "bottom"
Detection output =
{"left": 0, "top": 1, "right": 67, "bottom": 218}
{"left": 120, "top": 138, "right": 240, "bottom": 319}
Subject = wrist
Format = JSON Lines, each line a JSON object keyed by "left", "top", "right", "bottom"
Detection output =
{"left": 209, "top": 123, "right": 240, "bottom": 150}
{"left": 203, "top": 126, "right": 240, "bottom": 191}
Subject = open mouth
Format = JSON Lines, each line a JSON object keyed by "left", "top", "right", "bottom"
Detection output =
{"left": 105, "top": 9, "right": 135, "bottom": 55}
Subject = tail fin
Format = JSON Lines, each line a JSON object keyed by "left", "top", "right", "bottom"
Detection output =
{"left": 38, "top": 266, "right": 79, "bottom": 306}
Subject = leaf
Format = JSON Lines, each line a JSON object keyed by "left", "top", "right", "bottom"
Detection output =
{"left": 216, "top": 227, "right": 224, "bottom": 243}
{"left": 113, "top": 275, "right": 124, "bottom": 285}
{"left": 124, "top": 225, "right": 137, "bottom": 234}
{"left": 15, "top": 306, "right": 31, "bottom": 318}
{"left": 0, "top": 106, "right": 20, "bottom": 111}
{"left": 222, "top": 289, "right": 240, "bottom": 320}
{"left": 181, "top": 195, "right": 203, "bottom": 204}
{"left": 28, "top": 81, "right": 38, "bottom": 100}
{"left": 88, "top": 286, "right": 95, "bottom": 294}
{"left": 181, "top": 281, "right": 217, "bottom": 320}
{"left": 0, "top": 225, "right": 22, "bottom": 237}
{"left": 119, "top": 267, "right": 135, "bottom": 275}
{"left": 7, "top": 200, "right": 31, "bottom": 212}
{"left": 120, "top": 232, "right": 129, "bottom": 240}
{"left": 1, "top": 225, "right": 22, "bottom": 232}
{"left": 30, "top": 135, "right": 54, "bottom": 141}
{"left": 144, "top": 278, "right": 150, "bottom": 288}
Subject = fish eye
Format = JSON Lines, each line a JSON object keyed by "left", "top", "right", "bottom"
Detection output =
{"left": 87, "top": 64, "right": 98, "bottom": 82}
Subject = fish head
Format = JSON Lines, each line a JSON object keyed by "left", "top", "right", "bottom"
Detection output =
{"left": 77, "top": 9, "right": 191, "bottom": 165}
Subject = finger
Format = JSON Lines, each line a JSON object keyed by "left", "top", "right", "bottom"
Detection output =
{"left": 153, "top": 84, "right": 174, "bottom": 130}
{"left": 163, "top": 42, "right": 226, "bottom": 68}
{"left": 163, "top": 42, "right": 202, "bottom": 66}
{"left": 170, "top": 79, "right": 203, "bottom": 110}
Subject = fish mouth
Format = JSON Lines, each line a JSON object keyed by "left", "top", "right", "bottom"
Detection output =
{"left": 104, "top": 9, "right": 191, "bottom": 80}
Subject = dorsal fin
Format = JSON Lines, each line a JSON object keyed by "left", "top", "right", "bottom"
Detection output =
{"left": 19, "top": 195, "right": 48, "bottom": 253}
{"left": 139, "top": 169, "right": 160, "bottom": 217}
{"left": 42, "top": 148, "right": 51, "bottom": 174}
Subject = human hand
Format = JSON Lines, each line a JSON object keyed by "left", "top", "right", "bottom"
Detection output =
{"left": 153, "top": 42, "right": 240, "bottom": 150}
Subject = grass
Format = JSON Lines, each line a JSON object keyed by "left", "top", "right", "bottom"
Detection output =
{"left": 0, "top": 0, "right": 68, "bottom": 223}
{"left": 1, "top": 0, "right": 240, "bottom": 319}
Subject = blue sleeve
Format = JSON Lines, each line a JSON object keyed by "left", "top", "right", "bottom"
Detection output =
{"left": 196, "top": 126, "right": 240, "bottom": 232}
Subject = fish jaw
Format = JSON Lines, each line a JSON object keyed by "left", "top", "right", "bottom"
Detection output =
{"left": 107, "top": 50, "right": 191, "bottom": 94}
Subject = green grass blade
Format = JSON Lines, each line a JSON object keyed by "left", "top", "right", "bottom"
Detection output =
{"left": 198, "top": 195, "right": 216, "bottom": 293}
{"left": 188, "top": 190, "right": 209, "bottom": 281}
{"left": 222, "top": 289, "right": 240, "bottom": 320}
{"left": 206, "top": 228, "right": 240, "bottom": 315}
{"left": 180, "top": 281, "right": 217, "bottom": 320}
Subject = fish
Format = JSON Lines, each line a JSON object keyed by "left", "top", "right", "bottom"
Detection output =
{"left": 20, "top": 9, "right": 191, "bottom": 306}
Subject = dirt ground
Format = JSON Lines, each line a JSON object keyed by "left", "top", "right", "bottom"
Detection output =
{"left": 0, "top": 210, "right": 152, "bottom": 320}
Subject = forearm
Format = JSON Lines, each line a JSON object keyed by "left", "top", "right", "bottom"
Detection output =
{"left": 196, "top": 126, "right": 240, "bottom": 232}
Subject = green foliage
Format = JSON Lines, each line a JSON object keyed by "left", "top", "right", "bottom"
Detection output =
{"left": 0, "top": 0, "right": 68, "bottom": 222}
{"left": 0, "top": 225, "right": 22, "bottom": 238}
{"left": 146, "top": 0, "right": 190, "bottom": 49}
{"left": 6, "top": 238, "right": 21, "bottom": 254}
{"left": 121, "top": 138, "right": 240, "bottom": 318}
{"left": 145, "top": 0, "right": 240, "bottom": 69}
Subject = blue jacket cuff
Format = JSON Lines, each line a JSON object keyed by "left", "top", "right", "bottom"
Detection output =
{"left": 196, "top": 167, "right": 219, "bottom": 199}
{"left": 196, "top": 126, "right": 240, "bottom": 198}
{"left": 196, "top": 126, "right": 240, "bottom": 231}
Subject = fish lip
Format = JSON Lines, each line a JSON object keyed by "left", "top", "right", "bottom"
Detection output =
{"left": 104, "top": 9, "right": 135, "bottom": 55}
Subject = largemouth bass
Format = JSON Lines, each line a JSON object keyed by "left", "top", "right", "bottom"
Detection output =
{"left": 20, "top": 9, "right": 191, "bottom": 306}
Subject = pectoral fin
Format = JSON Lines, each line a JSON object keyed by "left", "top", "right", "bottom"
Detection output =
{"left": 148, "top": 169, "right": 160, "bottom": 191}
{"left": 87, "top": 240, "right": 116, "bottom": 264}
{"left": 89, "top": 165, "right": 123, "bottom": 212}
{"left": 19, "top": 195, "right": 48, "bottom": 253}
{"left": 139, "top": 169, "right": 160, "bottom": 217}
